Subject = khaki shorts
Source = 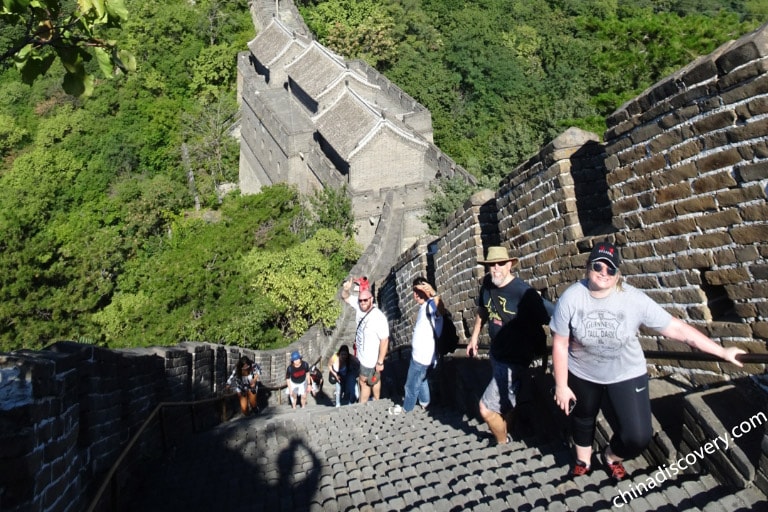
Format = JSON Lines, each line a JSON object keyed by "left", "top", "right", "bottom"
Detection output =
{"left": 480, "top": 359, "right": 525, "bottom": 415}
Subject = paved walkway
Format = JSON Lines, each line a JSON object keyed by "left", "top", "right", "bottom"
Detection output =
{"left": 128, "top": 393, "right": 766, "bottom": 511}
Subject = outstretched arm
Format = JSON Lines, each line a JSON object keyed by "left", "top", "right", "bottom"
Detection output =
{"left": 659, "top": 317, "right": 745, "bottom": 367}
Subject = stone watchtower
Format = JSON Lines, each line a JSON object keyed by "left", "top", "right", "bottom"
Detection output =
{"left": 236, "top": 16, "right": 474, "bottom": 254}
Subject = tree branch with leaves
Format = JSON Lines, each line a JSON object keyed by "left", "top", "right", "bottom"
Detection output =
{"left": 1, "top": 0, "right": 135, "bottom": 96}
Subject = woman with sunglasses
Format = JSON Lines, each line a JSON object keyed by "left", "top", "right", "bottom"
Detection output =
{"left": 550, "top": 241, "right": 745, "bottom": 482}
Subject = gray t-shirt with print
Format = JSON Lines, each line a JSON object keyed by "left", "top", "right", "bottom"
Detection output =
{"left": 549, "top": 280, "right": 673, "bottom": 384}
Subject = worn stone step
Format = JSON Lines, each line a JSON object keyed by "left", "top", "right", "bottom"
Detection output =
{"left": 127, "top": 395, "right": 767, "bottom": 512}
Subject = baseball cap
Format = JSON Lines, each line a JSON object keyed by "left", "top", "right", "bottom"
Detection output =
{"left": 588, "top": 242, "right": 620, "bottom": 269}
{"left": 290, "top": 351, "right": 301, "bottom": 362}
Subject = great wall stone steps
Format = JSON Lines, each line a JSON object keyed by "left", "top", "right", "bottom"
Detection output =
{"left": 128, "top": 395, "right": 767, "bottom": 512}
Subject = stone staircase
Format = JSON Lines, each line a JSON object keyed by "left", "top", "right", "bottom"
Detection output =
{"left": 127, "top": 358, "right": 767, "bottom": 512}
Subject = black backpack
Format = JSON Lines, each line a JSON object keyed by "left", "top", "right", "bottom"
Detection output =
{"left": 429, "top": 309, "right": 459, "bottom": 356}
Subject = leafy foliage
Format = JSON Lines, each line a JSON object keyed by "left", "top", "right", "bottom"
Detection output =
{"left": 242, "top": 228, "right": 360, "bottom": 339}
{"left": 306, "top": 185, "right": 356, "bottom": 239}
{"left": 0, "top": 1, "right": 357, "bottom": 352}
{"left": 0, "top": 0, "right": 136, "bottom": 96}
{"left": 422, "top": 177, "right": 481, "bottom": 234}
{"left": 300, "top": 0, "right": 398, "bottom": 67}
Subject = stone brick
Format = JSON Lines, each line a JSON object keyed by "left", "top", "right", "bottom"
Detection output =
{"left": 676, "top": 252, "right": 716, "bottom": 269}
{"left": 655, "top": 183, "right": 692, "bottom": 204}
{"left": 674, "top": 196, "right": 717, "bottom": 215}
{"left": 733, "top": 302, "right": 757, "bottom": 318}
{"left": 687, "top": 305, "right": 713, "bottom": 321}
{"left": 694, "top": 149, "right": 743, "bottom": 176}
{"left": 657, "top": 218, "right": 699, "bottom": 237}
{"left": 752, "top": 322, "right": 768, "bottom": 340}
{"left": 695, "top": 209, "right": 743, "bottom": 230}
{"left": 648, "top": 129, "right": 684, "bottom": 154}
{"left": 716, "top": 184, "right": 766, "bottom": 206}
{"left": 731, "top": 224, "right": 768, "bottom": 245}
{"left": 691, "top": 110, "right": 737, "bottom": 136}
{"left": 751, "top": 264, "right": 768, "bottom": 280}
{"left": 736, "top": 160, "right": 768, "bottom": 183}
{"left": 632, "top": 154, "right": 667, "bottom": 176}
{"left": 667, "top": 140, "right": 703, "bottom": 166}
{"left": 703, "top": 267, "right": 751, "bottom": 286}
{"left": 712, "top": 247, "right": 740, "bottom": 266}
{"left": 745, "top": 95, "right": 768, "bottom": 116}
{"left": 690, "top": 232, "right": 733, "bottom": 250}
{"left": 630, "top": 275, "right": 659, "bottom": 289}
{"left": 692, "top": 170, "right": 740, "bottom": 195}
{"left": 653, "top": 238, "right": 690, "bottom": 257}
{"left": 720, "top": 61, "right": 768, "bottom": 97}
{"left": 726, "top": 117, "right": 768, "bottom": 144}
{"left": 640, "top": 204, "right": 677, "bottom": 225}
{"left": 740, "top": 203, "right": 768, "bottom": 222}
{"left": 613, "top": 196, "right": 640, "bottom": 215}
{"left": 658, "top": 270, "right": 692, "bottom": 288}
{"left": 617, "top": 145, "right": 648, "bottom": 167}
{"left": 671, "top": 288, "right": 707, "bottom": 304}
{"left": 607, "top": 165, "right": 633, "bottom": 186}
{"left": 702, "top": 130, "right": 731, "bottom": 152}
{"left": 625, "top": 226, "right": 662, "bottom": 243}
{"left": 622, "top": 242, "right": 655, "bottom": 259}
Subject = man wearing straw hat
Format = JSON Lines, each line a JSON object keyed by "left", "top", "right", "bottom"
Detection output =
{"left": 467, "top": 246, "right": 551, "bottom": 445}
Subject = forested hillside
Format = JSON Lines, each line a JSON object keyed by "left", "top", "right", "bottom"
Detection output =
{"left": 0, "top": 1, "right": 359, "bottom": 352}
{"left": 0, "top": 0, "right": 762, "bottom": 351}
{"left": 301, "top": 0, "right": 764, "bottom": 228}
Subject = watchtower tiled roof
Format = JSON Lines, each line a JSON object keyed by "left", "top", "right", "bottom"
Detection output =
{"left": 285, "top": 41, "right": 348, "bottom": 100}
{"left": 247, "top": 18, "right": 308, "bottom": 69}
{"left": 315, "top": 89, "right": 427, "bottom": 161}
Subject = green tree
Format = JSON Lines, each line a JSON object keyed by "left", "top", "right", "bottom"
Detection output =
{"left": 182, "top": 92, "right": 240, "bottom": 207}
{"left": 0, "top": 0, "right": 136, "bottom": 96}
{"left": 306, "top": 185, "right": 356, "bottom": 239}
{"left": 300, "top": 0, "right": 398, "bottom": 67}
{"left": 242, "top": 228, "right": 361, "bottom": 338}
{"left": 422, "top": 177, "right": 480, "bottom": 234}
{"left": 0, "top": 112, "right": 27, "bottom": 154}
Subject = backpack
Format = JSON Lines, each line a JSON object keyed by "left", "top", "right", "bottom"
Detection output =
{"left": 429, "top": 307, "right": 459, "bottom": 356}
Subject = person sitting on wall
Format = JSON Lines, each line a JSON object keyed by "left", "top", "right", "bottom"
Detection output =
{"left": 225, "top": 356, "right": 262, "bottom": 416}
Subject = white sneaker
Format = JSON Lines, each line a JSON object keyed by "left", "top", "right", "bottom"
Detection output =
{"left": 388, "top": 404, "right": 403, "bottom": 415}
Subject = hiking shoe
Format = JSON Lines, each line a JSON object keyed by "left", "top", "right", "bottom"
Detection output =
{"left": 488, "top": 433, "right": 513, "bottom": 447}
{"left": 606, "top": 458, "right": 627, "bottom": 482}
{"left": 572, "top": 460, "right": 591, "bottom": 478}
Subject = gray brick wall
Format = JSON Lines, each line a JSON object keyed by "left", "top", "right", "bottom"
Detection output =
{"left": 0, "top": 324, "right": 328, "bottom": 512}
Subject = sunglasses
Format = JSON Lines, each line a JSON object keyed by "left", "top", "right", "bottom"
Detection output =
{"left": 591, "top": 261, "right": 617, "bottom": 276}
{"left": 358, "top": 298, "right": 372, "bottom": 304}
